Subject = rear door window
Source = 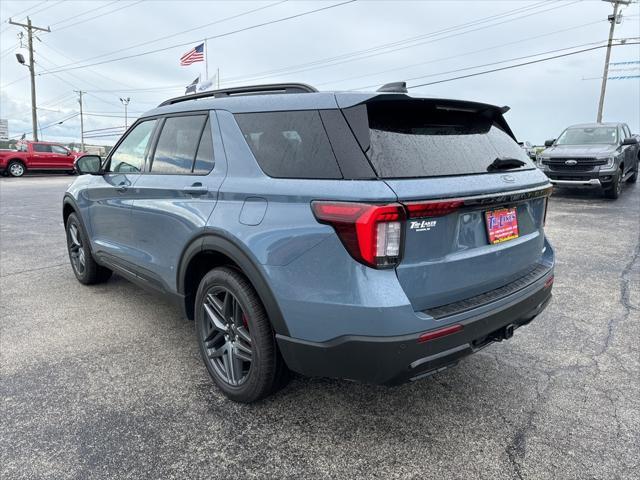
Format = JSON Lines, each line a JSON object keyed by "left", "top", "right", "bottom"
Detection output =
{"left": 151, "top": 115, "right": 207, "bottom": 174}
{"left": 234, "top": 111, "right": 342, "bottom": 179}
{"left": 344, "top": 101, "right": 533, "bottom": 178}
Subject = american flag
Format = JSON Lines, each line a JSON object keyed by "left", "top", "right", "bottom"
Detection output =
{"left": 180, "top": 43, "right": 204, "bottom": 66}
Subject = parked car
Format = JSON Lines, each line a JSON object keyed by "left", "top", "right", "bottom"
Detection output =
{"left": 63, "top": 82, "right": 555, "bottom": 403}
{"left": 0, "top": 141, "right": 81, "bottom": 177}
{"left": 518, "top": 140, "right": 537, "bottom": 160}
{"left": 537, "top": 122, "right": 639, "bottom": 199}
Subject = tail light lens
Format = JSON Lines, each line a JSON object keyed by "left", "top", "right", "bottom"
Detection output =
{"left": 311, "top": 201, "right": 404, "bottom": 268}
{"left": 405, "top": 200, "right": 464, "bottom": 218}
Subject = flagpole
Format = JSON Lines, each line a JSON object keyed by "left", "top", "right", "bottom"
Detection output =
{"left": 204, "top": 38, "right": 209, "bottom": 80}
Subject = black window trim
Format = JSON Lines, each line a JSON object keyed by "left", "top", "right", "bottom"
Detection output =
{"left": 145, "top": 110, "right": 213, "bottom": 176}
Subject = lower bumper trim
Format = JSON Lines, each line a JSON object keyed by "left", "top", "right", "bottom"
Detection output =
{"left": 550, "top": 178, "right": 601, "bottom": 187}
{"left": 277, "top": 278, "right": 553, "bottom": 385}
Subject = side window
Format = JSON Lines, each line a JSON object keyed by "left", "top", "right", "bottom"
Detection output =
{"left": 108, "top": 120, "right": 156, "bottom": 173}
{"left": 193, "top": 118, "right": 214, "bottom": 175}
{"left": 51, "top": 145, "right": 68, "bottom": 154}
{"left": 623, "top": 125, "right": 631, "bottom": 139}
{"left": 150, "top": 115, "right": 206, "bottom": 174}
{"left": 234, "top": 110, "right": 342, "bottom": 179}
{"left": 33, "top": 144, "right": 51, "bottom": 153}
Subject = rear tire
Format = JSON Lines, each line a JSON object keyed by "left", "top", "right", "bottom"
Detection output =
{"left": 8, "top": 160, "right": 25, "bottom": 177}
{"left": 195, "top": 267, "right": 289, "bottom": 403}
{"left": 604, "top": 167, "right": 622, "bottom": 199}
{"left": 65, "top": 213, "right": 112, "bottom": 284}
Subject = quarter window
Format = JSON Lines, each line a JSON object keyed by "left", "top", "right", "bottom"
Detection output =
{"left": 151, "top": 115, "right": 207, "bottom": 174}
{"left": 234, "top": 111, "right": 342, "bottom": 179}
{"left": 108, "top": 120, "right": 156, "bottom": 173}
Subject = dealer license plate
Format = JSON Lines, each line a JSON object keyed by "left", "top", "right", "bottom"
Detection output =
{"left": 485, "top": 207, "right": 519, "bottom": 244}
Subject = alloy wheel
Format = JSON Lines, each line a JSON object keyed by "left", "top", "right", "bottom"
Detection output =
{"left": 68, "top": 223, "right": 86, "bottom": 275}
{"left": 201, "top": 287, "right": 253, "bottom": 386}
{"left": 9, "top": 163, "right": 24, "bottom": 177}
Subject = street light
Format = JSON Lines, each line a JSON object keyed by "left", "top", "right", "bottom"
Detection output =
{"left": 120, "top": 97, "right": 131, "bottom": 129}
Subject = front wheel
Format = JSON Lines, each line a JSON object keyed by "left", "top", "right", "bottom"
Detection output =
{"left": 65, "top": 213, "right": 112, "bottom": 284}
{"left": 195, "top": 267, "right": 288, "bottom": 403}
{"left": 604, "top": 167, "right": 622, "bottom": 199}
{"left": 627, "top": 166, "right": 638, "bottom": 183}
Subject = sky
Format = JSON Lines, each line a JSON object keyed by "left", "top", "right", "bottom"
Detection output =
{"left": 0, "top": 0, "right": 639, "bottom": 146}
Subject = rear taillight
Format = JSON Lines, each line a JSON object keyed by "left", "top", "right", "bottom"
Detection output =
{"left": 311, "top": 201, "right": 404, "bottom": 268}
{"left": 404, "top": 200, "right": 464, "bottom": 218}
{"left": 542, "top": 197, "right": 549, "bottom": 226}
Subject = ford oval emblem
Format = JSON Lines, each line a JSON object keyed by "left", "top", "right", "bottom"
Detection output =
{"left": 565, "top": 159, "right": 578, "bottom": 166}
{"left": 501, "top": 174, "right": 516, "bottom": 183}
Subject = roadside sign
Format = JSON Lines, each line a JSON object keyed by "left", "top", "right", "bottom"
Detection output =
{"left": 0, "top": 119, "right": 8, "bottom": 141}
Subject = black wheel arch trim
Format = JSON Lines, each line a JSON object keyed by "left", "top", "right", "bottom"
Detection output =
{"left": 62, "top": 195, "right": 94, "bottom": 254}
{"left": 177, "top": 232, "right": 290, "bottom": 336}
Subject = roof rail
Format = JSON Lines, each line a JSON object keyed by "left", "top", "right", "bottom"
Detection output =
{"left": 158, "top": 83, "right": 318, "bottom": 107}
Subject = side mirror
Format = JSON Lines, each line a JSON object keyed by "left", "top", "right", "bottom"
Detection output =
{"left": 544, "top": 139, "right": 555, "bottom": 147}
{"left": 622, "top": 137, "right": 638, "bottom": 146}
{"left": 75, "top": 155, "right": 102, "bottom": 175}
{"left": 67, "top": 150, "right": 71, "bottom": 156}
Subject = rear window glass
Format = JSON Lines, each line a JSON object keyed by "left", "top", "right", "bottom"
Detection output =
{"left": 234, "top": 111, "right": 342, "bottom": 179}
{"left": 345, "top": 101, "right": 533, "bottom": 178}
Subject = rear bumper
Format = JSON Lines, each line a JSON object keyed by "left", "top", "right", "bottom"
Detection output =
{"left": 277, "top": 269, "right": 553, "bottom": 385}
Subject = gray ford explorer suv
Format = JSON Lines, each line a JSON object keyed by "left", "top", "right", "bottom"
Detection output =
{"left": 64, "top": 82, "right": 555, "bottom": 403}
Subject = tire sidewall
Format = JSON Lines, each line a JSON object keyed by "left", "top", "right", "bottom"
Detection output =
{"left": 66, "top": 213, "right": 89, "bottom": 283}
{"left": 195, "top": 267, "right": 275, "bottom": 402}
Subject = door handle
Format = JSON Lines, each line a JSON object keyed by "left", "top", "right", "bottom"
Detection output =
{"left": 183, "top": 183, "right": 208, "bottom": 196}
{"left": 116, "top": 182, "right": 129, "bottom": 193}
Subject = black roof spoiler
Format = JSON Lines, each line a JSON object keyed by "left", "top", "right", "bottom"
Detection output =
{"left": 158, "top": 83, "right": 318, "bottom": 107}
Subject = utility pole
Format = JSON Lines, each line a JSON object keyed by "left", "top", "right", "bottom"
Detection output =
{"left": 75, "top": 90, "right": 85, "bottom": 151}
{"left": 120, "top": 97, "right": 131, "bottom": 129}
{"left": 9, "top": 17, "right": 50, "bottom": 141}
{"left": 597, "top": 0, "right": 630, "bottom": 123}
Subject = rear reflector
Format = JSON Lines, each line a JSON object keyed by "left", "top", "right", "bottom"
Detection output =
{"left": 311, "top": 201, "right": 405, "bottom": 268}
{"left": 544, "top": 275, "right": 554, "bottom": 289}
{"left": 405, "top": 200, "right": 464, "bottom": 219}
{"left": 418, "top": 324, "right": 463, "bottom": 343}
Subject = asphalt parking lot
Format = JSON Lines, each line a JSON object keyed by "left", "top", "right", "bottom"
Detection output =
{"left": 1, "top": 175, "right": 638, "bottom": 480}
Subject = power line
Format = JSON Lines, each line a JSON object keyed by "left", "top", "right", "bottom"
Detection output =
{"left": 1, "top": 1, "right": 47, "bottom": 23}
{"left": 47, "top": 0, "right": 287, "bottom": 69}
{"left": 220, "top": 0, "right": 563, "bottom": 84}
{"left": 407, "top": 40, "right": 640, "bottom": 90}
{"left": 53, "top": 0, "right": 144, "bottom": 33}
{"left": 356, "top": 39, "right": 618, "bottom": 90}
{"left": 49, "top": 0, "right": 120, "bottom": 27}
{"left": 317, "top": 18, "right": 605, "bottom": 88}
{"left": 39, "top": 0, "right": 357, "bottom": 75}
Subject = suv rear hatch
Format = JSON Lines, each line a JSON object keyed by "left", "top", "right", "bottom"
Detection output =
{"left": 342, "top": 97, "right": 551, "bottom": 312}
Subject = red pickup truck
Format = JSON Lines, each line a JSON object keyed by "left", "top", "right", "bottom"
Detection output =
{"left": 0, "top": 141, "right": 82, "bottom": 177}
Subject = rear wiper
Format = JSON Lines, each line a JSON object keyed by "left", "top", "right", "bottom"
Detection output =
{"left": 487, "top": 157, "right": 526, "bottom": 172}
